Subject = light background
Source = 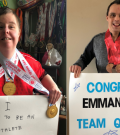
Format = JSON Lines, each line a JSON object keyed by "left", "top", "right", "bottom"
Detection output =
{"left": 67, "top": 0, "right": 114, "bottom": 134}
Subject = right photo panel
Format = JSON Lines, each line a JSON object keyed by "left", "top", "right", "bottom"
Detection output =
{"left": 67, "top": 0, "right": 120, "bottom": 135}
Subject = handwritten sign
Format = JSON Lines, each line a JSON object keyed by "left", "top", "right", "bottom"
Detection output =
{"left": 0, "top": 95, "right": 61, "bottom": 135}
{"left": 69, "top": 73, "right": 120, "bottom": 135}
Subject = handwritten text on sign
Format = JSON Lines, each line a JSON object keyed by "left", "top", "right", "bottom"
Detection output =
{"left": 0, "top": 95, "right": 61, "bottom": 135}
{"left": 69, "top": 73, "right": 120, "bottom": 135}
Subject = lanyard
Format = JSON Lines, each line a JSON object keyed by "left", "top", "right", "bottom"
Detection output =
{"left": 49, "top": 0, "right": 57, "bottom": 37}
{"left": 16, "top": 8, "right": 23, "bottom": 42}
{"left": 5, "top": 52, "right": 19, "bottom": 82}
{"left": 24, "top": 11, "right": 29, "bottom": 47}
{"left": 37, "top": 3, "right": 48, "bottom": 41}
{"left": 0, "top": 52, "right": 18, "bottom": 80}
{"left": 0, "top": 49, "right": 49, "bottom": 96}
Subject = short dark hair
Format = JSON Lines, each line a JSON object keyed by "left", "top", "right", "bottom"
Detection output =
{"left": 0, "top": 7, "right": 21, "bottom": 29}
{"left": 106, "top": 0, "right": 120, "bottom": 16}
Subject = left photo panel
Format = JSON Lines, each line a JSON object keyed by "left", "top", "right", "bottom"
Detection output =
{"left": 0, "top": 0, "right": 66, "bottom": 135}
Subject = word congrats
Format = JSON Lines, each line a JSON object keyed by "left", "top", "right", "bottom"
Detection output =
{"left": 87, "top": 82, "right": 120, "bottom": 93}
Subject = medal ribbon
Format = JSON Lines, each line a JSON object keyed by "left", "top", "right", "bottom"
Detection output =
{"left": 36, "top": 3, "right": 48, "bottom": 42}
{"left": 16, "top": 8, "right": 23, "bottom": 42}
{"left": 0, "top": 49, "right": 49, "bottom": 96}
{"left": 49, "top": 0, "right": 57, "bottom": 38}
{"left": 105, "top": 29, "right": 120, "bottom": 65}
{"left": 36, "top": 6, "right": 42, "bottom": 41}
{"left": 24, "top": 11, "right": 29, "bottom": 47}
{"left": 40, "top": 3, "right": 48, "bottom": 41}
{"left": 0, "top": 52, "right": 19, "bottom": 82}
{"left": 16, "top": 49, "right": 40, "bottom": 82}
{"left": 4, "top": 52, "right": 19, "bottom": 82}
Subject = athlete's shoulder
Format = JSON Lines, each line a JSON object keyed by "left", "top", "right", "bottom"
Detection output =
{"left": 93, "top": 32, "right": 106, "bottom": 39}
{"left": 20, "top": 52, "right": 37, "bottom": 62}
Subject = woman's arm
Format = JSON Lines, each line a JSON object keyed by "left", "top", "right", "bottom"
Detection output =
{"left": 41, "top": 74, "right": 61, "bottom": 104}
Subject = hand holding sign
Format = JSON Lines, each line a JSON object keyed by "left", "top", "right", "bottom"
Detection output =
{"left": 106, "top": 63, "right": 114, "bottom": 73}
{"left": 69, "top": 65, "right": 81, "bottom": 78}
{"left": 41, "top": 74, "right": 61, "bottom": 104}
{"left": 115, "top": 64, "right": 120, "bottom": 73}
{"left": 49, "top": 86, "right": 61, "bottom": 104}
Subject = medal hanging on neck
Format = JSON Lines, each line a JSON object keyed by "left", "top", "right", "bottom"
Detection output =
{"left": 3, "top": 72, "right": 16, "bottom": 95}
{"left": 3, "top": 53, "right": 18, "bottom": 95}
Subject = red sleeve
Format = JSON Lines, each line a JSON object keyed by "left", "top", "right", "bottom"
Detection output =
{"left": 34, "top": 60, "right": 46, "bottom": 80}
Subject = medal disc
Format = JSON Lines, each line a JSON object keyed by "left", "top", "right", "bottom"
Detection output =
{"left": 46, "top": 105, "right": 58, "bottom": 118}
{"left": 3, "top": 82, "right": 16, "bottom": 95}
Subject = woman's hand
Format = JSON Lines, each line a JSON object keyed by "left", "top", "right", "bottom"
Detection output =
{"left": 48, "top": 86, "right": 61, "bottom": 104}
{"left": 41, "top": 74, "right": 61, "bottom": 104}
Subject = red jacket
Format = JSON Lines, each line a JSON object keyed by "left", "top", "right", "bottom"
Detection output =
{"left": 0, "top": 52, "right": 45, "bottom": 95}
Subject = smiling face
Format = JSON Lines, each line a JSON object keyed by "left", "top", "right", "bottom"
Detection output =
{"left": 106, "top": 4, "right": 120, "bottom": 35}
{"left": 0, "top": 13, "right": 20, "bottom": 59}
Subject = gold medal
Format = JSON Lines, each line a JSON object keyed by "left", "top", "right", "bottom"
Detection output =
{"left": 3, "top": 82, "right": 16, "bottom": 95}
{"left": 46, "top": 104, "right": 58, "bottom": 118}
